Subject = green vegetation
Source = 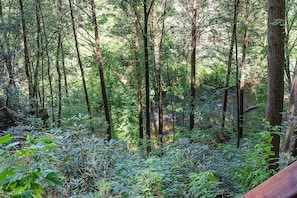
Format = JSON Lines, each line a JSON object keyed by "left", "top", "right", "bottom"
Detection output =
{"left": 0, "top": 115, "right": 282, "bottom": 197}
{"left": 0, "top": 0, "right": 296, "bottom": 197}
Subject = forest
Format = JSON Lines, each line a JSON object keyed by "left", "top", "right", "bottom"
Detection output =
{"left": 0, "top": 0, "right": 296, "bottom": 197}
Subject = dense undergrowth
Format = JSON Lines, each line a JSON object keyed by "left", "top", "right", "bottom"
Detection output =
{"left": 1, "top": 114, "right": 293, "bottom": 198}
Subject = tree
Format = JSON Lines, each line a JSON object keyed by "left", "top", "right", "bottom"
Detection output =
{"left": 0, "top": 0, "right": 20, "bottom": 110}
{"left": 39, "top": 3, "right": 55, "bottom": 123}
{"left": 284, "top": 61, "right": 297, "bottom": 156}
{"left": 68, "top": 0, "right": 92, "bottom": 118}
{"left": 152, "top": 1, "right": 163, "bottom": 145}
{"left": 19, "top": 0, "right": 33, "bottom": 106}
{"left": 55, "top": 0, "right": 63, "bottom": 127}
{"left": 221, "top": 0, "right": 239, "bottom": 131}
{"left": 33, "top": 0, "right": 42, "bottom": 116}
{"left": 238, "top": 0, "right": 251, "bottom": 146}
{"left": 189, "top": 0, "right": 197, "bottom": 131}
{"left": 91, "top": 0, "right": 112, "bottom": 140}
{"left": 132, "top": 2, "right": 144, "bottom": 145}
{"left": 266, "top": 0, "right": 285, "bottom": 171}
{"left": 143, "top": 0, "right": 154, "bottom": 153}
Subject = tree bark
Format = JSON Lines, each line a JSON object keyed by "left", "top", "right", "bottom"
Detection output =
{"left": 61, "top": 43, "right": 69, "bottom": 98}
{"left": 221, "top": 0, "right": 239, "bottom": 131}
{"left": 152, "top": 2, "right": 163, "bottom": 145}
{"left": 91, "top": 0, "right": 112, "bottom": 140}
{"left": 132, "top": 4, "right": 144, "bottom": 145}
{"left": 238, "top": 0, "right": 251, "bottom": 146}
{"left": 143, "top": 0, "right": 152, "bottom": 153}
{"left": 0, "top": 0, "right": 19, "bottom": 110}
{"left": 19, "top": 0, "right": 33, "bottom": 103}
{"left": 266, "top": 0, "right": 285, "bottom": 171}
{"left": 40, "top": 5, "right": 54, "bottom": 123}
{"left": 68, "top": 0, "right": 92, "bottom": 118}
{"left": 189, "top": 0, "right": 197, "bottom": 131}
{"left": 56, "top": 0, "right": 63, "bottom": 127}
{"left": 284, "top": 60, "right": 297, "bottom": 156}
{"left": 33, "top": 0, "right": 42, "bottom": 117}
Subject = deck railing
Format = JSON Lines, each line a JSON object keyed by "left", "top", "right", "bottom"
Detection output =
{"left": 242, "top": 161, "right": 297, "bottom": 198}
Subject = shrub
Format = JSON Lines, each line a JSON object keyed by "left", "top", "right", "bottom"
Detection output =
{"left": 0, "top": 134, "right": 61, "bottom": 197}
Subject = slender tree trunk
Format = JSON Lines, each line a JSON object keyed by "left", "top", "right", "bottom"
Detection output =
{"left": 152, "top": 2, "right": 163, "bottom": 145}
{"left": 61, "top": 43, "right": 69, "bottom": 97}
{"left": 56, "top": 0, "right": 63, "bottom": 127}
{"left": 19, "top": 0, "right": 33, "bottom": 103}
{"left": 34, "top": 0, "right": 42, "bottom": 116}
{"left": 91, "top": 0, "right": 112, "bottom": 140}
{"left": 221, "top": 0, "right": 239, "bottom": 131}
{"left": 68, "top": 0, "right": 92, "bottom": 118}
{"left": 235, "top": 22, "right": 239, "bottom": 147}
{"left": 41, "top": 54, "right": 45, "bottom": 109}
{"left": 189, "top": 0, "right": 197, "bottom": 131}
{"left": 284, "top": 60, "right": 297, "bottom": 155}
{"left": 132, "top": 4, "right": 144, "bottom": 145}
{"left": 38, "top": 3, "right": 45, "bottom": 110}
{"left": 238, "top": 0, "right": 251, "bottom": 145}
{"left": 284, "top": 6, "right": 291, "bottom": 90}
{"left": 143, "top": 0, "right": 151, "bottom": 153}
{"left": 266, "top": 0, "right": 285, "bottom": 171}
{"left": 0, "top": 0, "right": 19, "bottom": 110}
{"left": 40, "top": 6, "right": 54, "bottom": 123}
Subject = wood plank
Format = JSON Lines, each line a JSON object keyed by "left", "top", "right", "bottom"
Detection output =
{"left": 242, "top": 161, "right": 297, "bottom": 198}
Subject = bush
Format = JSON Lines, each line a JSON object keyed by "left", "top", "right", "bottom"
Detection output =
{"left": 0, "top": 134, "right": 61, "bottom": 197}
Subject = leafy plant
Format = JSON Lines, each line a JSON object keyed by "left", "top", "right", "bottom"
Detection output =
{"left": 52, "top": 114, "right": 127, "bottom": 196}
{"left": 188, "top": 171, "right": 222, "bottom": 198}
{"left": 232, "top": 130, "right": 275, "bottom": 192}
{"left": 0, "top": 133, "right": 61, "bottom": 197}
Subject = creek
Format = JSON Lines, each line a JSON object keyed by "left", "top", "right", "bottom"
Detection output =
{"left": 151, "top": 86, "right": 263, "bottom": 140}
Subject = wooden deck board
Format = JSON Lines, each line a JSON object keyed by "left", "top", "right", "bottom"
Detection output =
{"left": 242, "top": 161, "right": 297, "bottom": 198}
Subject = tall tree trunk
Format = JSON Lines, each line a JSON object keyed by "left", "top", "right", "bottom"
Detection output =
{"left": 238, "top": 0, "right": 251, "bottom": 147}
{"left": 284, "top": 60, "right": 297, "bottom": 156}
{"left": 19, "top": 0, "right": 33, "bottom": 104}
{"left": 143, "top": 0, "right": 151, "bottom": 153}
{"left": 40, "top": 5, "right": 54, "bottom": 123}
{"left": 91, "top": 0, "right": 112, "bottom": 140}
{"left": 56, "top": 0, "right": 63, "bottom": 127}
{"left": 284, "top": 0, "right": 297, "bottom": 90}
{"left": 41, "top": 54, "right": 45, "bottom": 109}
{"left": 34, "top": 0, "right": 42, "bottom": 116}
{"left": 0, "top": 0, "right": 19, "bottom": 110}
{"left": 235, "top": 20, "right": 239, "bottom": 147}
{"left": 61, "top": 43, "right": 69, "bottom": 98}
{"left": 132, "top": 4, "right": 144, "bottom": 146}
{"left": 68, "top": 0, "right": 92, "bottom": 118}
{"left": 284, "top": 4, "right": 291, "bottom": 90}
{"left": 221, "top": 0, "right": 239, "bottom": 131}
{"left": 152, "top": 2, "right": 163, "bottom": 146}
{"left": 266, "top": 0, "right": 285, "bottom": 171}
{"left": 189, "top": 0, "right": 197, "bottom": 131}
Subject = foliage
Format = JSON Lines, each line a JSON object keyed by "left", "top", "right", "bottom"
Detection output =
{"left": 51, "top": 114, "right": 128, "bottom": 196}
{"left": 0, "top": 133, "right": 61, "bottom": 197}
{"left": 188, "top": 171, "right": 221, "bottom": 198}
{"left": 0, "top": 116, "right": 292, "bottom": 197}
{"left": 0, "top": 0, "right": 295, "bottom": 197}
{"left": 231, "top": 130, "right": 275, "bottom": 192}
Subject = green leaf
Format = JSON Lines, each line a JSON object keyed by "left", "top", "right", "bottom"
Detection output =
{"left": 0, "top": 168, "right": 15, "bottom": 184}
{"left": 0, "top": 134, "right": 11, "bottom": 144}
{"left": 5, "top": 141, "right": 20, "bottom": 149}
{"left": 45, "top": 172, "right": 62, "bottom": 186}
